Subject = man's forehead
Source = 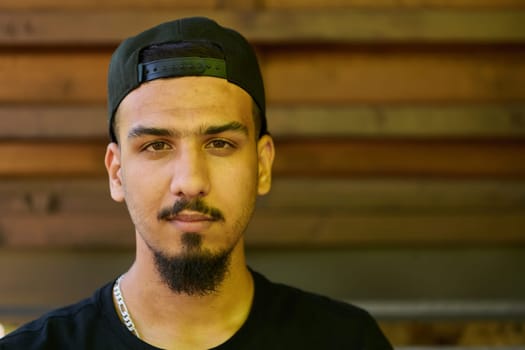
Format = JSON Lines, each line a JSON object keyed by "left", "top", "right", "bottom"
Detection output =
{"left": 113, "top": 76, "right": 256, "bottom": 139}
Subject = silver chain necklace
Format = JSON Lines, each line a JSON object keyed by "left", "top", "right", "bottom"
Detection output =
{"left": 113, "top": 275, "right": 141, "bottom": 339}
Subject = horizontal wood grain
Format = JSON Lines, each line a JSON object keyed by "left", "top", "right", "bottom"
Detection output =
{"left": 264, "top": 49, "right": 525, "bottom": 104}
{"left": 1, "top": 0, "right": 524, "bottom": 10}
{"left": 361, "top": 300, "right": 525, "bottom": 320}
{"left": 0, "top": 179, "right": 524, "bottom": 248}
{"left": 2, "top": 210, "right": 524, "bottom": 248}
{"left": 274, "top": 139, "right": 525, "bottom": 178}
{"left": 1, "top": 139, "right": 525, "bottom": 178}
{"left": 3, "top": 179, "right": 525, "bottom": 214}
{"left": 248, "top": 212, "right": 525, "bottom": 247}
{"left": 0, "top": 10, "right": 524, "bottom": 45}
{"left": 0, "top": 53, "right": 108, "bottom": 103}
{"left": 2, "top": 105, "right": 524, "bottom": 139}
{"left": 265, "top": 0, "right": 525, "bottom": 9}
{"left": 0, "top": 0, "right": 215, "bottom": 10}
{"left": 268, "top": 105, "right": 525, "bottom": 138}
{"left": 0, "top": 141, "right": 106, "bottom": 177}
{"left": 380, "top": 320, "right": 525, "bottom": 346}
{"left": 0, "top": 105, "right": 107, "bottom": 139}
{"left": 1, "top": 49, "right": 525, "bottom": 104}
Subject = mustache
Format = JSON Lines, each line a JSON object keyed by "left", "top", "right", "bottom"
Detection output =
{"left": 157, "top": 198, "right": 224, "bottom": 222}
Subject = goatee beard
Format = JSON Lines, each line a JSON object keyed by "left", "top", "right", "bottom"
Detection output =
{"left": 152, "top": 233, "right": 232, "bottom": 296}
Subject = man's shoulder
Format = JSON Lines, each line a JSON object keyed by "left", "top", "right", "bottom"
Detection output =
{"left": 0, "top": 282, "right": 115, "bottom": 349}
{"left": 253, "top": 270, "right": 370, "bottom": 320}
{"left": 249, "top": 270, "right": 393, "bottom": 349}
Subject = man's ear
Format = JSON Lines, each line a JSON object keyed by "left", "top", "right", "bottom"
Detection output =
{"left": 256, "top": 135, "right": 275, "bottom": 195}
{"left": 104, "top": 143, "right": 125, "bottom": 202}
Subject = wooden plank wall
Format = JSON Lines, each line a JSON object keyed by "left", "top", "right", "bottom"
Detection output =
{"left": 1, "top": 0, "right": 525, "bottom": 346}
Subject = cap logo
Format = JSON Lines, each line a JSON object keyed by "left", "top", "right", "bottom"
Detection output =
{"left": 138, "top": 57, "right": 227, "bottom": 83}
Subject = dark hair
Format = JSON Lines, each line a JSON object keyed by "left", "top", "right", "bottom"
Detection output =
{"left": 114, "top": 41, "right": 262, "bottom": 139}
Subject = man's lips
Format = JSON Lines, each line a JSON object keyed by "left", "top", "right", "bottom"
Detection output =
{"left": 168, "top": 213, "right": 215, "bottom": 222}
{"left": 163, "top": 211, "right": 219, "bottom": 232}
{"left": 157, "top": 198, "right": 225, "bottom": 223}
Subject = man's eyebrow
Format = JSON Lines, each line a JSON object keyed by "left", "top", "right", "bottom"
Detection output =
{"left": 127, "top": 122, "right": 248, "bottom": 140}
{"left": 127, "top": 126, "right": 177, "bottom": 139}
{"left": 203, "top": 122, "right": 248, "bottom": 136}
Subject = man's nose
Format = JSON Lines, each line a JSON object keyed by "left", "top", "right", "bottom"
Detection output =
{"left": 169, "top": 146, "right": 210, "bottom": 198}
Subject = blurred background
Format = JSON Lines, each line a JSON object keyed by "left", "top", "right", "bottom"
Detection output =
{"left": 0, "top": 0, "right": 525, "bottom": 348}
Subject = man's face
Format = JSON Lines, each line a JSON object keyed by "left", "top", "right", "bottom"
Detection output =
{"left": 105, "top": 76, "right": 274, "bottom": 289}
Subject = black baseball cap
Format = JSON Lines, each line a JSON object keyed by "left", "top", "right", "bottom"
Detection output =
{"left": 107, "top": 16, "right": 267, "bottom": 142}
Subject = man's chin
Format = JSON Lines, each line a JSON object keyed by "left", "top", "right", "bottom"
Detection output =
{"left": 180, "top": 232, "right": 203, "bottom": 252}
{"left": 152, "top": 245, "right": 232, "bottom": 296}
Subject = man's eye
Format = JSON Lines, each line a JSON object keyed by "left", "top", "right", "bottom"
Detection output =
{"left": 144, "top": 141, "right": 171, "bottom": 152}
{"left": 207, "top": 139, "right": 234, "bottom": 149}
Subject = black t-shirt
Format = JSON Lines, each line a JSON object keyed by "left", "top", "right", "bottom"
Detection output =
{"left": 0, "top": 270, "right": 393, "bottom": 349}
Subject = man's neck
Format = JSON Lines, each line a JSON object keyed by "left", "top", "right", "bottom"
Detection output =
{"left": 116, "top": 239, "right": 254, "bottom": 350}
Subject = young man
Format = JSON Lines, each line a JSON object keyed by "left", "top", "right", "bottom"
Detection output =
{"left": 1, "top": 17, "right": 392, "bottom": 349}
